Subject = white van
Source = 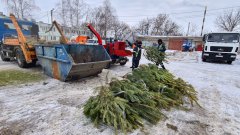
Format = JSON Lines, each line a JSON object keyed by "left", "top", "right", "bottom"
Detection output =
{"left": 202, "top": 32, "right": 239, "bottom": 64}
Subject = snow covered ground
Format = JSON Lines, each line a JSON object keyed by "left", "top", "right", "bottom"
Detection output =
{"left": 0, "top": 51, "right": 240, "bottom": 135}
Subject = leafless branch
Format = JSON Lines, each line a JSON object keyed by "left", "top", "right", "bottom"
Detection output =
{"left": 215, "top": 9, "right": 240, "bottom": 31}
{"left": 3, "top": 0, "right": 39, "bottom": 19}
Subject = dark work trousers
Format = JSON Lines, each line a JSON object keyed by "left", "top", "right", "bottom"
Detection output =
{"left": 132, "top": 58, "right": 140, "bottom": 70}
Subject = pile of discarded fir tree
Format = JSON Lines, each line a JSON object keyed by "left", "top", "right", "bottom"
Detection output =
{"left": 84, "top": 46, "right": 199, "bottom": 133}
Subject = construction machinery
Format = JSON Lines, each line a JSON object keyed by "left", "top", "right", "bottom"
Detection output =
{"left": 87, "top": 24, "right": 132, "bottom": 67}
{"left": 0, "top": 13, "right": 38, "bottom": 67}
{"left": 35, "top": 20, "right": 111, "bottom": 81}
{"left": 0, "top": 15, "right": 111, "bottom": 81}
{"left": 46, "top": 20, "right": 68, "bottom": 44}
{"left": 75, "top": 35, "right": 88, "bottom": 44}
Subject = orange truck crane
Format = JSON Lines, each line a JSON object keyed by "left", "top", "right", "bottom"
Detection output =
{"left": 0, "top": 14, "right": 38, "bottom": 67}
{"left": 46, "top": 20, "right": 88, "bottom": 44}
{"left": 46, "top": 20, "right": 68, "bottom": 44}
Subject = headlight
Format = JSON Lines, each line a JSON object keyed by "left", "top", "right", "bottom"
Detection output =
{"left": 236, "top": 47, "right": 239, "bottom": 52}
{"left": 231, "top": 55, "right": 236, "bottom": 58}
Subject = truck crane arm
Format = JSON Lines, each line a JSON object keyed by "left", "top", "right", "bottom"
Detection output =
{"left": 86, "top": 24, "right": 102, "bottom": 45}
{"left": 9, "top": 13, "right": 32, "bottom": 63}
{"left": 46, "top": 21, "right": 68, "bottom": 44}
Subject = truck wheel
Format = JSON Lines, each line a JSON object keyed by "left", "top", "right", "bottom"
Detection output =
{"left": 29, "top": 60, "right": 37, "bottom": 67}
{"left": 16, "top": 49, "right": 28, "bottom": 68}
{"left": 111, "top": 59, "right": 116, "bottom": 64}
{"left": 201, "top": 51, "right": 206, "bottom": 62}
{"left": 119, "top": 57, "right": 128, "bottom": 66}
{"left": 105, "top": 63, "right": 111, "bottom": 69}
{"left": 202, "top": 58, "right": 206, "bottom": 62}
{"left": 120, "top": 60, "right": 127, "bottom": 65}
{"left": 227, "top": 61, "right": 232, "bottom": 64}
{"left": 0, "top": 51, "right": 10, "bottom": 61}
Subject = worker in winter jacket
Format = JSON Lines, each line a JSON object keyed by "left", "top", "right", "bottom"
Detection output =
{"left": 131, "top": 40, "right": 142, "bottom": 70}
{"left": 126, "top": 40, "right": 142, "bottom": 70}
{"left": 157, "top": 39, "right": 166, "bottom": 69}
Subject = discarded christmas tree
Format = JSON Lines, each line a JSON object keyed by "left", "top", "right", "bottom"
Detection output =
{"left": 144, "top": 46, "right": 167, "bottom": 65}
{"left": 84, "top": 64, "right": 199, "bottom": 134}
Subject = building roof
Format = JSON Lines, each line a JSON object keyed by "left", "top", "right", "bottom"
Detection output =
{"left": 137, "top": 35, "right": 203, "bottom": 39}
{"left": 137, "top": 35, "right": 203, "bottom": 42}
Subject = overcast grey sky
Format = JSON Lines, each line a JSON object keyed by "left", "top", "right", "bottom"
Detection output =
{"left": 1, "top": 0, "right": 240, "bottom": 35}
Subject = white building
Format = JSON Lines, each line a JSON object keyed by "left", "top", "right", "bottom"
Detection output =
{"left": 37, "top": 21, "right": 91, "bottom": 42}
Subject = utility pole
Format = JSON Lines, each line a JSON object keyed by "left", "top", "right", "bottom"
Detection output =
{"left": 186, "top": 22, "right": 190, "bottom": 36}
{"left": 51, "top": 8, "right": 54, "bottom": 22}
{"left": 145, "top": 23, "right": 149, "bottom": 35}
{"left": 200, "top": 6, "right": 207, "bottom": 36}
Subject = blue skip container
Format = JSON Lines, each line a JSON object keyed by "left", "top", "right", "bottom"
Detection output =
{"left": 35, "top": 44, "right": 111, "bottom": 81}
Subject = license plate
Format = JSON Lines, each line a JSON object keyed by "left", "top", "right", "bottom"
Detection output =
{"left": 216, "top": 55, "right": 223, "bottom": 58}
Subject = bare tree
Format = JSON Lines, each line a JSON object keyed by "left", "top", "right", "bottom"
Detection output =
{"left": 163, "top": 20, "right": 180, "bottom": 36}
{"left": 150, "top": 14, "right": 181, "bottom": 36}
{"left": 215, "top": 9, "right": 240, "bottom": 31}
{"left": 112, "top": 18, "right": 131, "bottom": 40}
{"left": 87, "top": 7, "right": 105, "bottom": 37}
{"left": 57, "top": 0, "right": 68, "bottom": 26}
{"left": 87, "top": 0, "right": 116, "bottom": 38}
{"left": 151, "top": 14, "right": 168, "bottom": 35}
{"left": 188, "top": 23, "right": 198, "bottom": 36}
{"left": 135, "top": 14, "right": 181, "bottom": 36}
{"left": 135, "top": 18, "right": 153, "bottom": 35}
{"left": 2, "top": 0, "right": 39, "bottom": 19}
{"left": 56, "top": 0, "right": 88, "bottom": 27}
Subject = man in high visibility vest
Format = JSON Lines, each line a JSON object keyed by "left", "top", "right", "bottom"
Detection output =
{"left": 157, "top": 39, "right": 166, "bottom": 69}
{"left": 131, "top": 40, "right": 142, "bottom": 70}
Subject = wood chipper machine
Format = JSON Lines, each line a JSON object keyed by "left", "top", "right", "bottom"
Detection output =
{"left": 86, "top": 24, "right": 132, "bottom": 67}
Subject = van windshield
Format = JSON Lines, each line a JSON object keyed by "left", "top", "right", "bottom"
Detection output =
{"left": 207, "top": 33, "right": 239, "bottom": 43}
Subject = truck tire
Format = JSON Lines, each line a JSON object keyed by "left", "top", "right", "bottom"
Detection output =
{"left": 16, "top": 49, "right": 28, "bottom": 68}
{"left": 105, "top": 63, "right": 111, "bottom": 69}
{"left": 202, "top": 58, "right": 206, "bottom": 62}
{"left": 28, "top": 60, "right": 37, "bottom": 67}
{"left": 120, "top": 60, "right": 127, "bottom": 65}
{"left": 0, "top": 44, "right": 10, "bottom": 61}
{"left": 227, "top": 61, "right": 232, "bottom": 64}
{"left": 201, "top": 51, "right": 206, "bottom": 62}
{"left": 119, "top": 57, "right": 128, "bottom": 66}
{"left": 0, "top": 51, "right": 10, "bottom": 61}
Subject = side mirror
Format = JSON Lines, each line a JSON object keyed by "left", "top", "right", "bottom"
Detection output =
{"left": 203, "top": 34, "right": 207, "bottom": 42}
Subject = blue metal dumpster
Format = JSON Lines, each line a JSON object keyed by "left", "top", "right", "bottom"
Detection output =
{"left": 35, "top": 44, "right": 111, "bottom": 81}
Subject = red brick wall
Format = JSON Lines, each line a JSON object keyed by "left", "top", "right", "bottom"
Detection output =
{"left": 196, "top": 41, "right": 203, "bottom": 51}
{"left": 168, "top": 38, "right": 184, "bottom": 50}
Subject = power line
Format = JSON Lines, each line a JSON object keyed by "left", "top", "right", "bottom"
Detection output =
{"left": 31, "top": 4, "right": 240, "bottom": 25}
{"left": 115, "top": 5, "right": 240, "bottom": 18}
{"left": 119, "top": 10, "right": 238, "bottom": 23}
{"left": 35, "top": 12, "right": 49, "bottom": 20}
{"left": 31, "top": 11, "right": 49, "bottom": 17}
